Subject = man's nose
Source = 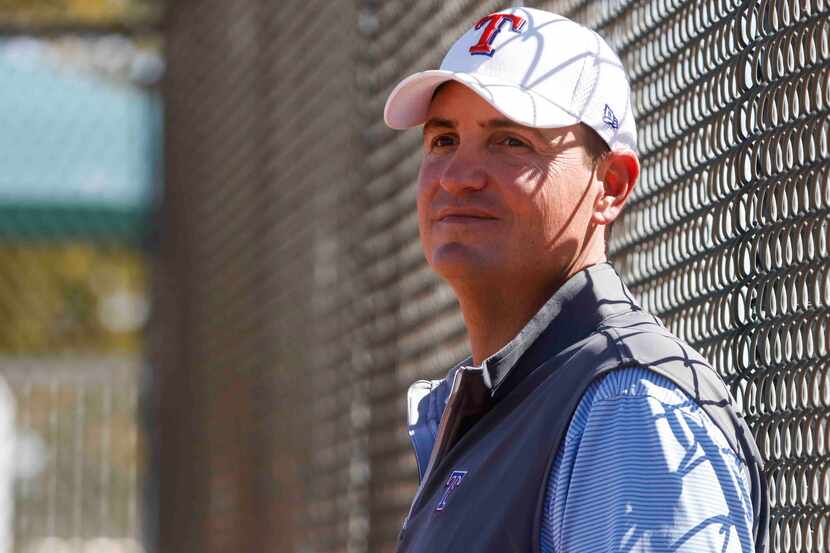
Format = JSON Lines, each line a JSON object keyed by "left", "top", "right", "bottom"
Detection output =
{"left": 439, "top": 152, "right": 487, "bottom": 195}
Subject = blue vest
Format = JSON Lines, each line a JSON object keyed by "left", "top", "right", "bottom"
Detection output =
{"left": 398, "top": 263, "right": 768, "bottom": 553}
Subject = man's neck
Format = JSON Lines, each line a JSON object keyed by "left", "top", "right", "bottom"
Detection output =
{"left": 457, "top": 292, "right": 547, "bottom": 366}
{"left": 453, "top": 254, "right": 607, "bottom": 365}
{"left": 442, "top": 237, "right": 608, "bottom": 364}
{"left": 451, "top": 270, "right": 566, "bottom": 365}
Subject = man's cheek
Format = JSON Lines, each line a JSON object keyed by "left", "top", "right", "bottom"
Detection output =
{"left": 415, "top": 212, "right": 434, "bottom": 264}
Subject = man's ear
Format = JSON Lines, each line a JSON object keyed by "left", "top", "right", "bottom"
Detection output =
{"left": 593, "top": 149, "right": 639, "bottom": 225}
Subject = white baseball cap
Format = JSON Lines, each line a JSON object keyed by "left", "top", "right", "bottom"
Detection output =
{"left": 383, "top": 7, "right": 637, "bottom": 153}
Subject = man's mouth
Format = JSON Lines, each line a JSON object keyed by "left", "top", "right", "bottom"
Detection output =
{"left": 434, "top": 208, "right": 498, "bottom": 222}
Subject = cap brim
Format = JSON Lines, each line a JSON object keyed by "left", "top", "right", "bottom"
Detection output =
{"left": 383, "top": 70, "right": 580, "bottom": 130}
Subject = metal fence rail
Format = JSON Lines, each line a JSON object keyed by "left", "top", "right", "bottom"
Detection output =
{"left": 159, "top": 1, "right": 830, "bottom": 552}
{"left": 2, "top": 358, "right": 142, "bottom": 553}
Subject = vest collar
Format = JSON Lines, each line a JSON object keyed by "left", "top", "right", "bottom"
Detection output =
{"left": 479, "top": 262, "right": 641, "bottom": 398}
{"left": 406, "top": 262, "right": 642, "bottom": 484}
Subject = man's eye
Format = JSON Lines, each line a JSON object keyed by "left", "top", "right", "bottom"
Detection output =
{"left": 431, "top": 135, "right": 457, "bottom": 148}
{"left": 498, "top": 136, "right": 528, "bottom": 147}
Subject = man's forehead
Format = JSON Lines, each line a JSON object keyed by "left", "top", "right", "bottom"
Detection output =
{"left": 424, "top": 83, "right": 579, "bottom": 140}
{"left": 422, "top": 114, "right": 578, "bottom": 145}
{"left": 423, "top": 81, "right": 586, "bottom": 150}
{"left": 423, "top": 117, "right": 531, "bottom": 131}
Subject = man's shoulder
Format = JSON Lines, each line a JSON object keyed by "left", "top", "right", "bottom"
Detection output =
{"left": 536, "top": 306, "right": 741, "bottom": 453}
{"left": 586, "top": 308, "right": 729, "bottom": 395}
{"left": 563, "top": 366, "right": 748, "bottom": 474}
{"left": 587, "top": 365, "right": 705, "bottom": 407}
{"left": 596, "top": 308, "right": 710, "bottom": 365}
{"left": 568, "top": 366, "right": 713, "bottom": 438}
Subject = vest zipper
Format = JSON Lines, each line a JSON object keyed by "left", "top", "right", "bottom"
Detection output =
{"left": 399, "top": 370, "right": 464, "bottom": 542}
{"left": 398, "top": 366, "right": 491, "bottom": 544}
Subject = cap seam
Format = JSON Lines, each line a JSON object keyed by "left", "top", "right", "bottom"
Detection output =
{"left": 457, "top": 73, "right": 582, "bottom": 122}
{"left": 569, "top": 40, "right": 589, "bottom": 110}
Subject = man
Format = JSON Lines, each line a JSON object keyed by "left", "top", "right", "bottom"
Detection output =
{"left": 384, "top": 7, "right": 768, "bottom": 553}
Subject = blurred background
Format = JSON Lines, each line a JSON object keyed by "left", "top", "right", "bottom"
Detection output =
{"left": 0, "top": 0, "right": 828, "bottom": 552}
{"left": 0, "top": 1, "right": 160, "bottom": 553}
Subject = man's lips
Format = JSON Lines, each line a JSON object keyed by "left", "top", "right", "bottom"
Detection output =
{"left": 433, "top": 208, "right": 498, "bottom": 222}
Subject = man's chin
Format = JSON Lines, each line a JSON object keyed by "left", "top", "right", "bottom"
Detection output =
{"left": 429, "top": 243, "right": 502, "bottom": 282}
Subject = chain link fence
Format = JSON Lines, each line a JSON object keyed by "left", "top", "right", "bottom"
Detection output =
{"left": 159, "top": 0, "right": 830, "bottom": 552}
{"left": 568, "top": 1, "right": 830, "bottom": 551}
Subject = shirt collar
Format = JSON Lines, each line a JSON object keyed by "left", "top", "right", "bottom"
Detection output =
{"left": 459, "top": 262, "right": 641, "bottom": 398}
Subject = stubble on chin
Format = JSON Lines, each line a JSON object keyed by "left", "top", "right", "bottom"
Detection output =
{"left": 427, "top": 241, "right": 506, "bottom": 284}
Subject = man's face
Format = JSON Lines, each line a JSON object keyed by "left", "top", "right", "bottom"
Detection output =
{"left": 417, "top": 82, "right": 602, "bottom": 289}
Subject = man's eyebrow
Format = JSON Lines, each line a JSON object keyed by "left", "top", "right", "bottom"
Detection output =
{"left": 423, "top": 117, "right": 547, "bottom": 141}
{"left": 423, "top": 117, "right": 456, "bottom": 133}
{"left": 480, "top": 118, "right": 521, "bottom": 129}
{"left": 481, "top": 119, "right": 546, "bottom": 140}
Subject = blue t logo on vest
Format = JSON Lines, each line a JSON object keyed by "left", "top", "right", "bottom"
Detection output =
{"left": 435, "top": 470, "right": 467, "bottom": 511}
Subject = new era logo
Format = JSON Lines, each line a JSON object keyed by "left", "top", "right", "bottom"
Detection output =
{"left": 603, "top": 104, "right": 620, "bottom": 129}
{"left": 435, "top": 470, "right": 467, "bottom": 511}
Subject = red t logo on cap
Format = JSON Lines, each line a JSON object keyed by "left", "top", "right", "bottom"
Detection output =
{"left": 469, "top": 13, "right": 527, "bottom": 56}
